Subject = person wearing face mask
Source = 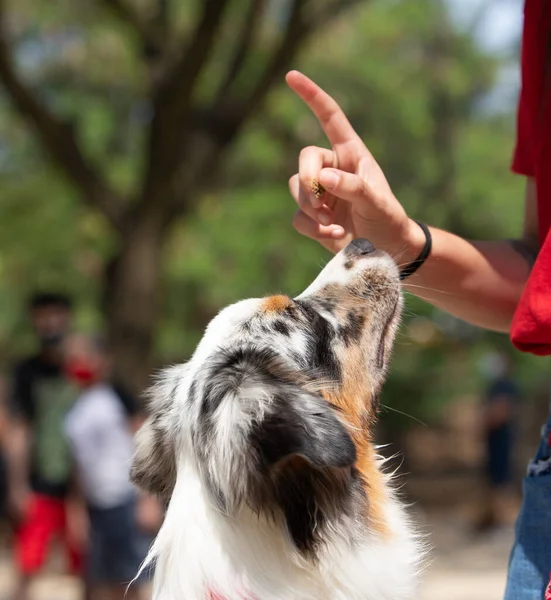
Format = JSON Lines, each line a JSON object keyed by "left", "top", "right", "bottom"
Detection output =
{"left": 5, "top": 292, "right": 85, "bottom": 600}
{"left": 63, "top": 334, "right": 161, "bottom": 600}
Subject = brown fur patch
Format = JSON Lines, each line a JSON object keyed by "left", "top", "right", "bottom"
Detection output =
{"left": 261, "top": 295, "right": 292, "bottom": 314}
{"left": 323, "top": 353, "right": 391, "bottom": 538}
{"left": 355, "top": 441, "right": 390, "bottom": 536}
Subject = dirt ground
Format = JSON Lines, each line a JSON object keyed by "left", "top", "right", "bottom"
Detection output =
{"left": 0, "top": 515, "right": 513, "bottom": 600}
{"left": 418, "top": 514, "right": 513, "bottom": 600}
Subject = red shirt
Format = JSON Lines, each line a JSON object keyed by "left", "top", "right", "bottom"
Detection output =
{"left": 510, "top": 0, "right": 551, "bottom": 354}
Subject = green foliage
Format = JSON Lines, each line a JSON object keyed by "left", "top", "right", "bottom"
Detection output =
{"left": 0, "top": 0, "right": 547, "bottom": 426}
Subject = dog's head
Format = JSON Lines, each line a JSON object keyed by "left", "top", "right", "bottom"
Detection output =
{"left": 132, "top": 239, "right": 401, "bottom": 559}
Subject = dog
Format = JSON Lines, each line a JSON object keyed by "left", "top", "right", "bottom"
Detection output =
{"left": 131, "top": 238, "right": 424, "bottom": 600}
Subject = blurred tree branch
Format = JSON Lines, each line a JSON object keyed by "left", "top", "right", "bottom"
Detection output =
{"left": 165, "top": 0, "right": 363, "bottom": 216}
{"left": 143, "top": 0, "right": 231, "bottom": 197}
{"left": 0, "top": 3, "right": 126, "bottom": 230}
{"left": 309, "top": 0, "right": 364, "bottom": 29}
{"left": 214, "top": 0, "right": 268, "bottom": 101}
{"left": 240, "top": 0, "right": 307, "bottom": 119}
{"left": 153, "top": 0, "right": 170, "bottom": 41}
{"left": 99, "top": 0, "right": 166, "bottom": 60}
{"left": 159, "top": 0, "right": 309, "bottom": 218}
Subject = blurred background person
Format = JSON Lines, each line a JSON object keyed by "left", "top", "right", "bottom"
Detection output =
{"left": 63, "top": 334, "right": 162, "bottom": 600}
{"left": 4, "top": 292, "right": 85, "bottom": 600}
{"left": 476, "top": 352, "right": 521, "bottom": 533}
{"left": 0, "top": 374, "right": 10, "bottom": 532}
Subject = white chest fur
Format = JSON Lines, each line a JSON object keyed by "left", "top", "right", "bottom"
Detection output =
{"left": 141, "top": 462, "right": 423, "bottom": 600}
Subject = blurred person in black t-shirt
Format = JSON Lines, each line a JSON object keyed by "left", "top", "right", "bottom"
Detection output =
{"left": 5, "top": 293, "right": 86, "bottom": 600}
{"left": 0, "top": 374, "right": 9, "bottom": 523}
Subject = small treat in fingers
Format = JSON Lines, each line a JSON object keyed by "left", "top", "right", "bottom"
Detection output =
{"left": 311, "top": 177, "right": 325, "bottom": 199}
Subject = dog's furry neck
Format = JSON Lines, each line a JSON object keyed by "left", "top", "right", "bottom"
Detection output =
{"left": 142, "top": 453, "right": 422, "bottom": 600}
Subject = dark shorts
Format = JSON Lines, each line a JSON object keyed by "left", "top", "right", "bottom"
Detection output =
{"left": 87, "top": 499, "right": 152, "bottom": 585}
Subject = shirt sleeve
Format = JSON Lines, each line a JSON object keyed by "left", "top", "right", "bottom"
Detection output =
{"left": 512, "top": 87, "right": 535, "bottom": 176}
{"left": 512, "top": 0, "right": 536, "bottom": 177}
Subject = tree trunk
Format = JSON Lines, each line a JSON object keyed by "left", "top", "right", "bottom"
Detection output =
{"left": 104, "top": 210, "right": 166, "bottom": 395}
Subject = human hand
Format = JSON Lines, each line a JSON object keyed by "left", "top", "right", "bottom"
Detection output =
{"left": 286, "top": 70, "right": 423, "bottom": 260}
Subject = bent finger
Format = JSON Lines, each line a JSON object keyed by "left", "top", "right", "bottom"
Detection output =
{"left": 298, "top": 146, "right": 335, "bottom": 209}
{"left": 293, "top": 210, "right": 345, "bottom": 241}
{"left": 290, "top": 174, "right": 335, "bottom": 226}
{"left": 318, "top": 168, "right": 379, "bottom": 207}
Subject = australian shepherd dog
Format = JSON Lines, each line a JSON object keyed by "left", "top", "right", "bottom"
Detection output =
{"left": 131, "top": 238, "right": 424, "bottom": 600}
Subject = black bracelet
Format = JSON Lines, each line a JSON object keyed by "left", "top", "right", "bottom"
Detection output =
{"left": 399, "top": 220, "right": 432, "bottom": 281}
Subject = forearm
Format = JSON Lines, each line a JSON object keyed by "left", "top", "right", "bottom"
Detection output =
{"left": 5, "top": 420, "right": 30, "bottom": 492}
{"left": 404, "top": 224, "right": 534, "bottom": 332}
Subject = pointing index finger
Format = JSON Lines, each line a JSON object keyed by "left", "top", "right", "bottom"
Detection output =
{"left": 286, "top": 70, "right": 361, "bottom": 147}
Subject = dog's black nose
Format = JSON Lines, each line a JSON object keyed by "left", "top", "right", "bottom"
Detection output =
{"left": 345, "top": 238, "right": 376, "bottom": 257}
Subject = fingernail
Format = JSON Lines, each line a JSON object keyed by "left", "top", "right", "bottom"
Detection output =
{"left": 318, "top": 212, "right": 332, "bottom": 226}
{"left": 331, "top": 226, "right": 345, "bottom": 238}
{"left": 320, "top": 170, "right": 339, "bottom": 189}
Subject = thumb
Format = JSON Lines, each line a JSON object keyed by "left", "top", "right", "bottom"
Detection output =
{"left": 317, "top": 168, "right": 374, "bottom": 205}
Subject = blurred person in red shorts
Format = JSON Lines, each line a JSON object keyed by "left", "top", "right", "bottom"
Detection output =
{"left": 4, "top": 293, "right": 86, "bottom": 600}
{"left": 0, "top": 374, "right": 11, "bottom": 531}
{"left": 0, "top": 376, "right": 13, "bottom": 563}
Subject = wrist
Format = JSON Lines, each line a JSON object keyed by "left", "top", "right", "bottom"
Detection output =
{"left": 399, "top": 220, "right": 432, "bottom": 280}
{"left": 381, "top": 218, "right": 426, "bottom": 265}
{"left": 405, "top": 218, "right": 427, "bottom": 258}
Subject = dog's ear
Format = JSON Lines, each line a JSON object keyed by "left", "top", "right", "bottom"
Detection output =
{"left": 195, "top": 347, "right": 356, "bottom": 513}
{"left": 130, "top": 366, "right": 183, "bottom": 499}
{"left": 202, "top": 347, "right": 355, "bottom": 471}
{"left": 252, "top": 391, "right": 356, "bottom": 470}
